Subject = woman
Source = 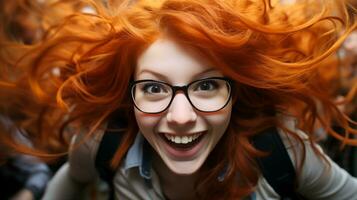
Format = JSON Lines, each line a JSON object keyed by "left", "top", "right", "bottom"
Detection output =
{"left": 1, "top": 0, "right": 357, "bottom": 199}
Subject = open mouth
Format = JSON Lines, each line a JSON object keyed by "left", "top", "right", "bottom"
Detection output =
{"left": 160, "top": 132, "right": 205, "bottom": 150}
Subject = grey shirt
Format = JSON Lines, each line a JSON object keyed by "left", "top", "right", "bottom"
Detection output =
{"left": 42, "top": 119, "right": 357, "bottom": 200}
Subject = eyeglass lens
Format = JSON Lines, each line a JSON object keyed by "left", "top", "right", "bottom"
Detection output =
{"left": 132, "top": 78, "right": 231, "bottom": 113}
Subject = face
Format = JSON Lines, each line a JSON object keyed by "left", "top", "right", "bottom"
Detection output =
{"left": 134, "top": 37, "right": 232, "bottom": 175}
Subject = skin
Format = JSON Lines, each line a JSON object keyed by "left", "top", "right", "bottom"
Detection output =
{"left": 134, "top": 37, "right": 232, "bottom": 177}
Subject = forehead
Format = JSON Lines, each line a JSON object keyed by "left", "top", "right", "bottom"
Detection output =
{"left": 135, "top": 38, "right": 222, "bottom": 84}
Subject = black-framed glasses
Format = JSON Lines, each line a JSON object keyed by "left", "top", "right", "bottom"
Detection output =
{"left": 131, "top": 77, "right": 232, "bottom": 114}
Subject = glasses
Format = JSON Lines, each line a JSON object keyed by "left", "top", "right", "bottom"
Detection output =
{"left": 131, "top": 77, "right": 232, "bottom": 114}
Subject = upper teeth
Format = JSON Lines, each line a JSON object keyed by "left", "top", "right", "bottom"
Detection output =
{"left": 164, "top": 133, "right": 203, "bottom": 144}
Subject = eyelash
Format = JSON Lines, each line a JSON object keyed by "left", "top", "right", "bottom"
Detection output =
{"left": 193, "top": 80, "right": 218, "bottom": 91}
{"left": 142, "top": 83, "right": 168, "bottom": 93}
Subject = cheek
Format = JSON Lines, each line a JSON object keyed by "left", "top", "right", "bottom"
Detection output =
{"left": 206, "top": 101, "right": 232, "bottom": 135}
{"left": 134, "top": 108, "right": 161, "bottom": 134}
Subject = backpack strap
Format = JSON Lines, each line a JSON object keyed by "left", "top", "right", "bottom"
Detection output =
{"left": 252, "top": 127, "right": 300, "bottom": 200}
{"left": 95, "top": 117, "right": 125, "bottom": 200}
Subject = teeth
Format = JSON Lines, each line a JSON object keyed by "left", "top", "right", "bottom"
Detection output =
{"left": 164, "top": 133, "right": 203, "bottom": 144}
{"left": 193, "top": 134, "right": 199, "bottom": 140}
{"left": 174, "top": 136, "right": 181, "bottom": 143}
{"left": 182, "top": 136, "right": 188, "bottom": 144}
{"left": 188, "top": 136, "right": 192, "bottom": 143}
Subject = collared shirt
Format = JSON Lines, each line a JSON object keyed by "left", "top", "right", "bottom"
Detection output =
{"left": 123, "top": 133, "right": 152, "bottom": 180}
{"left": 113, "top": 133, "right": 165, "bottom": 200}
{"left": 115, "top": 133, "right": 255, "bottom": 200}
{"left": 43, "top": 117, "right": 357, "bottom": 200}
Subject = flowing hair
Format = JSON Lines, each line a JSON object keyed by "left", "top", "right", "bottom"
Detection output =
{"left": 0, "top": 0, "right": 356, "bottom": 199}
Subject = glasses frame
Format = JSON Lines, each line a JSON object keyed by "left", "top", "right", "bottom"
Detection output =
{"left": 130, "top": 77, "right": 232, "bottom": 114}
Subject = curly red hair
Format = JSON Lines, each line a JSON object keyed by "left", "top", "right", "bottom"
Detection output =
{"left": 1, "top": 0, "right": 356, "bottom": 199}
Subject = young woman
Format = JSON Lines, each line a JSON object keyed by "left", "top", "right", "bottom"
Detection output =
{"left": 1, "top": 0, "right": 357, "bottom": 199}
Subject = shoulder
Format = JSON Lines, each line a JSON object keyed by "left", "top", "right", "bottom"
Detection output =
{"left": 255, "top": 116, "right": 357, "bottom": 199}
{"left": 68, "top": 125, "right": 106, "bottom": 183}
{"left": 112, "top": 133, "right": 166, "bottom": 200}
{"left": 113, "top": 160, "right": 165, "bottom": 200}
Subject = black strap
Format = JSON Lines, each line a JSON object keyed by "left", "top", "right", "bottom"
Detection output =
{"left": 252, "top": 127, "right": 300, "bottom": 200}
{"left": 95, "top": 117, "right": 125, "bottom": 200}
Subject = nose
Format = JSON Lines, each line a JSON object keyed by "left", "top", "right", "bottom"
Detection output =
{"left": 166, "top": 92, "right": 197, "bottom": 124}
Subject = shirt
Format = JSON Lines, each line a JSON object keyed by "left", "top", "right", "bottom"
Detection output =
{"left": 42, "top": 118, "right": 357, "bottom": 200}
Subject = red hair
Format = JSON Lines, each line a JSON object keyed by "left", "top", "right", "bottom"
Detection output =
{"left": 1, "top": 0, "right": 356, "bottom": 199}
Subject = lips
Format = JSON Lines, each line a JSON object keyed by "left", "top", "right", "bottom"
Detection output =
{"left": 159, "top": 131, "right": 207, "bottom": 158}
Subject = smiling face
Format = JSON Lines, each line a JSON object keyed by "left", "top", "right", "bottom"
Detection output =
{"left": 134, "top": 37, "right": 232, "bottom": 175}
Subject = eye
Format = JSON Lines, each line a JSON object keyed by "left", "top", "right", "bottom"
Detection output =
{"left": 142, "top": 82, "right": 169, "bottom": 94}
{"left": 194, "top": 80, "right": 219, "bottom": 91}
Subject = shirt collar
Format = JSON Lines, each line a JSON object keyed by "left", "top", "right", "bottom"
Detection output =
{"left": 124, "top": 133, "right": 152, "bottom": 179}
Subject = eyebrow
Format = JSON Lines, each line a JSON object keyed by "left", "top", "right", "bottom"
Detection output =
{"left": 137, "top": 69, "right": 169, "bottom": 82}
{"left": 137, "top": 67, "right": 219, "bottom": 82}
{"left": 192, "top": 68, "right": 221, "bottom": 80}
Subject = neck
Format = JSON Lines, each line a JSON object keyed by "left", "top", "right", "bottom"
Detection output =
{"left": 153, "top": 153, "right": 199, "bottom": 200}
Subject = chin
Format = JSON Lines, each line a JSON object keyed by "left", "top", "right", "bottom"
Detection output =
{"left": 164, "top": 157, "right": 206, "bottom": 175}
